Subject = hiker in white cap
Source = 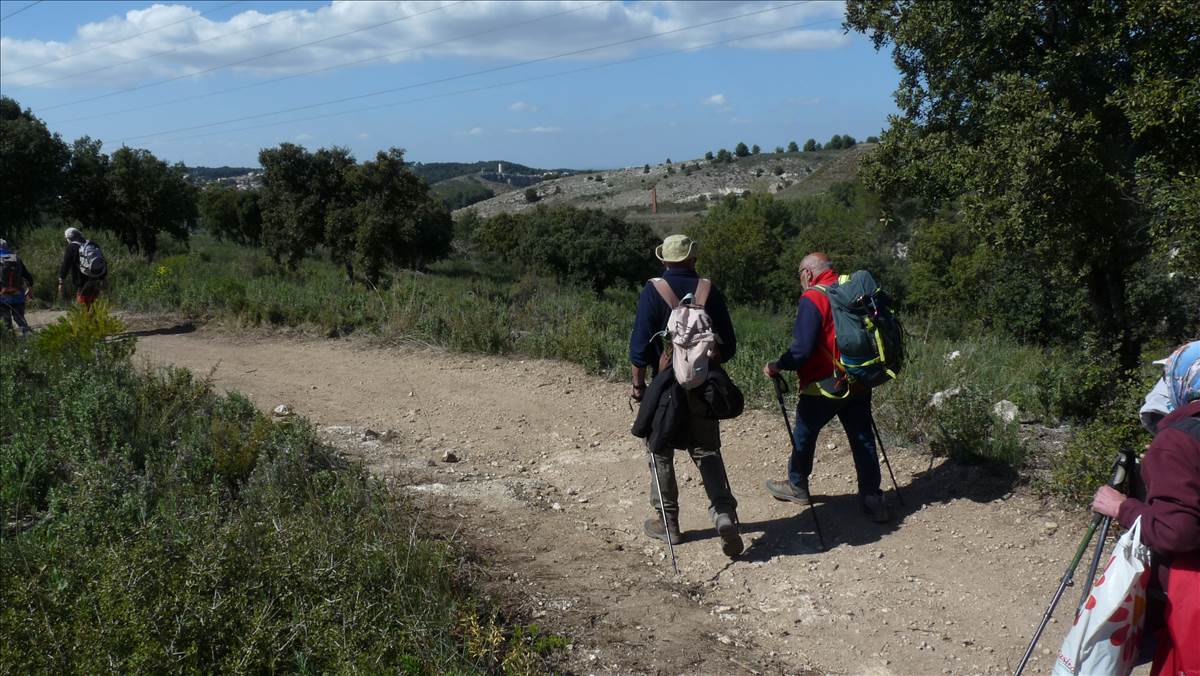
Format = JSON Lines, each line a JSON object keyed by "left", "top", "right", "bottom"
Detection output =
{"left": 628, "top": 234, "right": 743, "bottom": 558}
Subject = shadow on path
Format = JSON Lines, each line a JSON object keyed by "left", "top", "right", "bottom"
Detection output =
{"left": 686, "top": 456, "right": 1021, "bottom": 561}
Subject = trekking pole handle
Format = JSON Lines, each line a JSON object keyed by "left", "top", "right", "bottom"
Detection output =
{"left": 772, "top": 373, "right": 789, "bottom": 398}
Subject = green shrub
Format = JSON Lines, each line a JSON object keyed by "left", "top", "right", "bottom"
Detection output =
{"left": 0, "top": 328, "right": 557, "bottom": 673}
{"left": 927, "top": 387, "right": 1027, "bottom": 465}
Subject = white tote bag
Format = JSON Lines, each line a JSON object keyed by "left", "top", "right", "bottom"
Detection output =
{"left": 1053, "top": 516, "right": 1151, "bottom": 676}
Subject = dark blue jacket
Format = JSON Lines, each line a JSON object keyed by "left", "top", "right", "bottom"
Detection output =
{"left": 775, "top": 297, "right": 824, "bottom": 371}
{"left": 629, "top": 268, "right": 736, "bottom": 369}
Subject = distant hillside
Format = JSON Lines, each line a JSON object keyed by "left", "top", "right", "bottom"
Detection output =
{"left": 456, "top": 145, "right": 876, "bottom": 231}
{"left": 410, "top": 160, "right": 550, "bottom": 184}
{"left": 185, "top": 165, "right": 258, "bottom": 182}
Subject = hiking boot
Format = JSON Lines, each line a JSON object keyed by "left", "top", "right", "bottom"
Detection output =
{"left": 714, "top": 512, "right": 743, "bottom": 558}
{"left": 644, "top": 516, "right": 682, "bottom": 545}
{"left": 765, "top": 479, "right": 811, "bottom": 505}
{"left": 861, "top": 493, "right": 890, "bottom": 523}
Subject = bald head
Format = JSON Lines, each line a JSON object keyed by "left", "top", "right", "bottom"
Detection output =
{"left": 798, "top": 252, "right": 833, "bottom": 291}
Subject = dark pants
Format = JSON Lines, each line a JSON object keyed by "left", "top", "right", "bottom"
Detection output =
{"left": 789, "top": 390, "right": 882, "bottom": 498}
{"left": 649, "top": 390, "right": 738, "bottom": 522}
{"left": 0, "top": 303, "right": 31, "bottom": 335}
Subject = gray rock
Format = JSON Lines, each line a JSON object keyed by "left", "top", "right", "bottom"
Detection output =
{"left": 441, "top": 449, "right": 459, "bottom": 463}
{"left": 272, "top": 403, "right": 293, "bottom": 417}
{"left": 993, "top": 400, "right": 1020, "bottom": 424}
{"left": 929, "top": 387, "right": 963, "bottom": 409}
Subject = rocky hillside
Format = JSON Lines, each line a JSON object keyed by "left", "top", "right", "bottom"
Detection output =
{"left": 456, "top": 144, "right": 875, "bottom": 220}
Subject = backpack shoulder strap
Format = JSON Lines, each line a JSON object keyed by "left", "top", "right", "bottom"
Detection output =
{"left": 694, "top": 278, "right": 712, "bottom": 306}
{"left": 1168, "top": 414, "right": 1200, "bottom": 440}
{"left": 650, "top": 278, "right": 680, "bottom": 309}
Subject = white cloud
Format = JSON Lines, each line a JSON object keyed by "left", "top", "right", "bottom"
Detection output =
{"left": 457, "top": 126, "right": 485, "bottom": 136}
{"left": 508, "top": 100, "right": 539, "bottom": 113}
{"left": 0, "top": 1, "right": 850, "bottom": 88}
{"left": 704, "top": 93, "right": 728, "bottom": 107}
{"left": 295, "top": 132, "right": 314, "bottom": 141}
{"left": 356, "top": 132, "right": 370, "bottom": 139}
{"left": 507, "top": 126, "right": 561, "bottom": 134}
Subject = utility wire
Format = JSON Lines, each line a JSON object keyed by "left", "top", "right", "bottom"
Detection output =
{"left": 2, "top": 1, "right": 244, "bottom": 77}
{"left": 39, "top": 1, "right": 465, "bottom": 112}
{"left": 116, "top": 1, "right": 805, "bottom": 144}
{"left": 18, "top": 1, "right": 322, "bottom": 88}
{"left": 141, "top": 18, "right": 838, "bottom": 148}
{"left": 56, "top": 0, "right": 614, "bottom": 125}
{"left": 1, "top": 0, "right": 43, "bottom": 22}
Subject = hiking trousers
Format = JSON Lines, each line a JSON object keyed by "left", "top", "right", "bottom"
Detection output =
{"left": 649, "top": 390, "right": 738, "bottom": 522}
{"left": 788, "top": 390, "right": 882, "bottom": 498}
{"left": 0, "top": 303, "right": 30, "bottom": 335}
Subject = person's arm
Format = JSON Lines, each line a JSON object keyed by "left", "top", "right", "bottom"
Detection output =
{"left": 58, "top": 244, "right": 75, "bottom": 296}
{"left": 771, "top": 297, "right": 823, "bottom": 372}
{"left": 19, "top": 260, "right": 33, "bottom": 298}
{"left": 628, "top": 286, "right": 660, "bottom": 399}
{"left": 1111, "top": 432, "right": 1200, "bottom": 555}
{"left": 707, "top": 284, "right": 736, "bottom": 364}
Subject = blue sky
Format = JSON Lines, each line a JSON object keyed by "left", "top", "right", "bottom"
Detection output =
{"left": 0, "top": 1, "right": 900, "bottom": 168}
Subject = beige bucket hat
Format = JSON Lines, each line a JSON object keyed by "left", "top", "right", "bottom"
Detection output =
{"left": 655, "top": 234, "right": 697, "bottom": 262}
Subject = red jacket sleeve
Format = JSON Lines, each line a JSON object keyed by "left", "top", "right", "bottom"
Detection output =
{"left": 1117, "top": 425, "right": 1200, "bottom": 555}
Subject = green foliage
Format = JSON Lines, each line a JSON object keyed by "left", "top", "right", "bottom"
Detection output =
{"left": 704, "top": 150, "right": 714, "bottom": 161}
{"left": 735, "top": 142, "right": 750, "bottom": 157}
{"left": 259, "top": 142, "right": 324, "bottom": 268}
{"left": 32, "top": 300, "right": 128, "bottom": 361}
{"left": 845, "top": 0, "right": 1200, "bottom": 366}
{"left": 408, "top": 159, "right": 546, "bottom": 184}
{"left": 0, "top": 96, "right": 70, "bottom": 238}
{"left": 107, "top": 147, "right": 197, "bottom": 259}
{"left": 198, "top": 185, "right": 262, "bottom": 246}
{"left": 62, "top": 136, "right": 115, "bottom": 234}
{"left": 0, "top": 330, "right": 553, "bottom": 673}
{"left": 694, "top": 193, "right": 794, "bottom": 304}
{"left": 751, "top": 144, "right": 761, "bottom": 155}
{"left": 866, "top": 135, "right": 880, "bottom": 143}
{"left": 774, "top": 146, "right": 785, "bottom": 154}
{"left": 715, "top": 148, "right": 734, "bottom": 164}
{"left": 803, "top": 139, "right": 818, "bottom": 152}
{"left": 788, "top": 141, "right": 800, "bottom": 153}
{"left": 927, "top": 388, "right": 1027, "bottom": 466}
{"left": 474, "top": 206, "right": 657, "bottom": 294}
{"left": 432, "top": 176, "right": 494, "bottom": 210}
{"left": 523, "top": 187, "right": 539, "bottom": 203}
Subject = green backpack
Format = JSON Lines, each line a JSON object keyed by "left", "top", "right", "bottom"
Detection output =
{"left": 815, "top": 270, "right": 904, "bottom": 391}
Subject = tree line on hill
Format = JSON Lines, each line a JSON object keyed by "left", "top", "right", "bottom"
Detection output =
{"left": 700, "top": 133, "right": 870, "bottom": 164}
{"left": 1, "top": 95, "right": 453, "bottom": 283}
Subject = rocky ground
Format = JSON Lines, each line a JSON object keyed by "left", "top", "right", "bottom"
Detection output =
{"left": 24, "top": 310, "right": 1131, "bottom": 675}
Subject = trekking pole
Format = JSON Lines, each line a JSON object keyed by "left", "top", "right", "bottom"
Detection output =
{"left": 1013, "top": 450, "right": 1132, "bottom": 676}
{"left": 1075, "top": 448, "right": 1134, "bottom": 613}
{"left": 771, "top": 375, "right": 827, "bottom": 551}
{"left": 870, "top": 419, "right": 905, "bottom": 507}
{"left": 643, "top": 438, "right": 679, "bottom": 575}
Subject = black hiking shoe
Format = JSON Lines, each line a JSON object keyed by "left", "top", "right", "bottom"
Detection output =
{"left": 644, "top": 517, "right": 682, "bottom": 545}
{"left": 861, "top": 493, "right": 890, "bottom": 523}
{"left": 765, "top": 479, "right": 811, "bottom": 505}
{"left": 714, "top": 513, "right": 743, "bottom": 558}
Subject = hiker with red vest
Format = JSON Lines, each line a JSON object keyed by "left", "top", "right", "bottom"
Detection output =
{"left": 762, "top": 252, "right": 889, "bottom": 522}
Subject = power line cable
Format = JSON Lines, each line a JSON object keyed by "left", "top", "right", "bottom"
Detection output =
{"left": 37, "top": 1, "right": 465, "bottom": 112}
{"left": 18, "top": 1, "right": 322, "bottom": 88}
{"left": 55, "top": 0, "right": 615, "bottom": 125}
{"left": 140, "top": 17, "right": 839, "bottom": 148}
{"left": 115, "top": 1, "right": 806, "bottom": 144}
{"left": 146, "top": 18, "right": 838, "bottom": 149}
{"left": 2, "top": 1, "right": 244, "bottom": 77}
{"left": 1, "top": 0, "right": 43, "bottom": 22}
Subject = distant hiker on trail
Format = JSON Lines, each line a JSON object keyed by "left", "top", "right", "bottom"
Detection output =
{"left": 762, "top": 252, "right": 889, "bottom": 523}
{"left": 629, "top": 234, "right": 744, "bottom": 558}
{"left": 58, "top": 227, "right": 107, "bottom": 307}
{"left": 0, "top": 238, "right": 34, "bottom": 336}
{"left": 1091, "top": 341, "right": 1200, "bottom": 676}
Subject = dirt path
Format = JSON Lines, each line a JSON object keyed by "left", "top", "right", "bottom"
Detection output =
{"left": 32, "top": 313, "right": 1099, "bottom": 674}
